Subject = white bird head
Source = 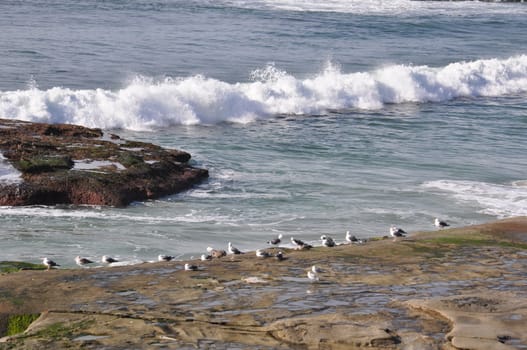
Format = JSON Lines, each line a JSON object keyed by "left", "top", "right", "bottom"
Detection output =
{"left": 206, "top": 246, "right": 214, "bottom": 253}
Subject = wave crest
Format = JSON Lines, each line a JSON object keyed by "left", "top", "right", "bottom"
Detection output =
{"left": 1, "top": 55, "right": 526, "bottom": 130}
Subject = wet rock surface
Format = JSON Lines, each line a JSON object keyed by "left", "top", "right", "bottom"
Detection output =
{"left": 0, "top": 217, "right": 526, "bottom": 349}
{"left": 0, "top": 119, "right": 208, "bottom": 206}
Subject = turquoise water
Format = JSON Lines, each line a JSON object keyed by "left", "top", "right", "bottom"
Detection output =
{"left": 0, "top": 0, "right": 526, "bottom": 266}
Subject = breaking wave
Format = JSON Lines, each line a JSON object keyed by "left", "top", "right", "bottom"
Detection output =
{"left": 1, "top": 55, "right": 527, "bottom": 130}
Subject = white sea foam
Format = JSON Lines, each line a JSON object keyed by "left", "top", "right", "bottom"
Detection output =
{"left": 0, "top": 206, "right": 233, "bottom": 224}
{"left": 422, "top": 179, "right": 527, "bottom": 218}
{"left": 223, "top": 0, "right": 527, "bottom": 15}
{"left": 0, "top": 153, "right": 22, "bottom": 184}
{"left": 186, "top": 189, "right": 291, "bottom": 200}
{"left": 1, "top": 56, "right": 527, "bottom": 130}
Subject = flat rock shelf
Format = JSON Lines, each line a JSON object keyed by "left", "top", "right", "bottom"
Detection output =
{"left": 0, "top": 217, "right": 526, "bottom": 349}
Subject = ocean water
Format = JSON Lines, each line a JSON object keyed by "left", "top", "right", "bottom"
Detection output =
{"left": 1, "top": 0, "right": 527, "bottom": 267}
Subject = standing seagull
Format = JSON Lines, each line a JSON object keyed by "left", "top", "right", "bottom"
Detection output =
{"left": 320, "top": 235, "right": 336, "bottom": 247}
{"left": 275, "top": 251, "right": 285, "bottom": 261}
{"left": 75, "top": 256, "right": 94, "bottom": 267}
{"left": 228, "top": 242, "right": 243, "bottom": 255}
{"left": 267, "top": 233, "right": 283, "bottom": 246}
{"left": 307, "top": 265, "right": 320, "bottom": 282}
{"left": 101, "top": 255, "right": 118, "bottom": 264}
{"left": 184, "top": 263, "right": 198, "bottom": 271}
{"left": 434, "top": 218, "right": 450, "bottom": 229}
{"left": 346, "top": 231, "right": 364, "bottom": 244}
{"left": 158, "top": 254, "right": 175, "bottom": 262}
{"left": 207, "top": 247, "right": 227, "bottom": 259}
{"left": 389, "top": 225, "right": 407, "bottom": 238}
{"left": 256, "top": 249, "right": 271, "bottom": 258}
{"left": 201, "top": 254, "right": 212, "bottom": 261}
{"left": 291, "top": 237, "right": 313, "bottom": 249}
{"left": 42, "top": 257, "right": 59, "bottom": 270}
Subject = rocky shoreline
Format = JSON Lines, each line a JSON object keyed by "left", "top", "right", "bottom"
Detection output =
{"left": 0, "top": 119, "right": 208, "bottom": 207}
{"left": 0, "top": 217, "right": 526, "bottom": 349}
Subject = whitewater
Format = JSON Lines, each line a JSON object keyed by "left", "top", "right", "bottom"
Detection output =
{"left": 0, "top": 0, "right": 526, "bottom": 266}
{"left": 2, "top": 56, "right": 527, "bottom": 129}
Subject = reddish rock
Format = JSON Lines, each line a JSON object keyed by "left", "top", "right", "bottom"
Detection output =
{"left": 0, "top": 119, "right": 208, "bottom": 207}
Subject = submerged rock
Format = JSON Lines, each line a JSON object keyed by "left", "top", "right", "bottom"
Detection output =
{"left": 0, "top": 119, "right": 208, "bottom": 206}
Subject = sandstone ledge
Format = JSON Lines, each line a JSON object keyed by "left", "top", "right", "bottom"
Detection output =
{"left": 0, "top": 119, "right": 208, "bottom": 207}
{"left": 0, "top": 217, "right": 526, "bottom": 349}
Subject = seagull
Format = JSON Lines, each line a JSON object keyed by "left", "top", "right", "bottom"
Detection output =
{"left": 201, "top": 254, "right": 212, "bottom": 261}
{"left": 346, "top": 231, "right": 364, "bottom": 244}
{"left": 275, "top": 251, "right": 285, "bottom": 261}
{"left": 206, "top": 247, "right": 227, "bottom": 258}
{"left": 311, "top": 265, "right": 322, "bottom": 273}
{"left": 42, "top": 257, "right": 59, "bottom": 270}
{"left": 307, "top": 265, "right": 320, "bottom": 282}
{"left": 390, "top": 225, "right": 407, "bottom": 238}
{"left": 101, "top": 255, "right": 118, "bottom": 264}
{"left": 228, "top": 242, "right": 243, "bottom": 255}
{"left": 320, "top": 235, "right": 336, "bottom": 247}
{"left": 267, "top": 233, "right": 283, "bottom": 246}
{"left": 291, "top": 237, "right": 312, "bottom": 249}
{"left": 158, "top": 254, "right": 175, "bottom": 262}
{"left": 184, "top": 263, "right": 198, "bottom": 271}
{"left": 75, "top": 256, "right": 94, "bottom": 266}
{"left": 346, "top": 231, "right": 358, "bottom": 243}
{"left": 256, "top": 249, "right": 271, "bottom": 258}
{"left": 434, "top": 218, "right": 450, "bottom": 229}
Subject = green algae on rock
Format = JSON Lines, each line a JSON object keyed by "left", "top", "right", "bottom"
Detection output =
{"left": 0, "top": 119, "right": 208, "bottom": 207}
{"left": 5, "top": 314, "right": 40, "bottom": 337}
{"left": 0, "top": 262, "right": 46, "bottom": 274}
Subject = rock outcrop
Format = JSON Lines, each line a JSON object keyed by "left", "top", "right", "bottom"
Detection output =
{"left": 0, "top": 217, "right": 526, "bottom": 349}
{"left": 0, "top": 119, "right": 208, "bottom": 206}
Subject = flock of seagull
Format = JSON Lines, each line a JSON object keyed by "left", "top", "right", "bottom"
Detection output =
{"left": 41, "top": 217, "right": 450, "bottom": 281}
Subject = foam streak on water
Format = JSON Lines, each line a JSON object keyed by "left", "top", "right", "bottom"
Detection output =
{"left": 224, "top": 0, "right": 527, "bottom": 15}
{"left": 422, "top": 180, "right": 527, "bottom": 219}
{"left": 1, "top": 56, "right": 527, "bottom": 130}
